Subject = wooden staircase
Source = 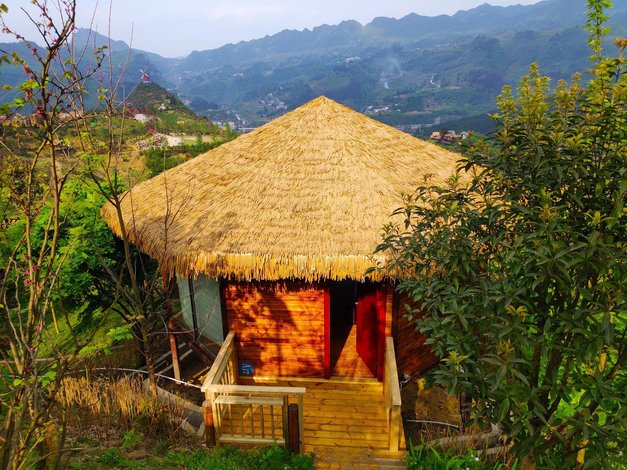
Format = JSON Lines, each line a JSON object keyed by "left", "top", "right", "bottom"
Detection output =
{"left": 203, "top": 334, "right": 407, "bottom": 469}
{"left": 248, "top": 379, "right": 407, "bottom": 469}
{"left": 303, "top": 380, "right": 406, "bottom": 469}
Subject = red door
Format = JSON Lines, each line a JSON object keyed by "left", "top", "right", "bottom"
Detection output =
{"left": 356, "top": 284, "right": 382, "bottom": 377}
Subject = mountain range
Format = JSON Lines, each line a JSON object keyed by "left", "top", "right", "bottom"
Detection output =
{"left": 1, "top": 0, "right": 626, "bottom": 134}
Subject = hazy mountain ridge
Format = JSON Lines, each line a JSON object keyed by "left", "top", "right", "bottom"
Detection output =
{"left": 177, "top": 0, "right": 625, "bottom": 72}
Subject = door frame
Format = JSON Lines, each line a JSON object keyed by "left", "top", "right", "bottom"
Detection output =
{"left": 323, "top": 286, "right": 331, "bottom": 379}
{"left": 376, "top": 286, "right": 386, "bottom": 381}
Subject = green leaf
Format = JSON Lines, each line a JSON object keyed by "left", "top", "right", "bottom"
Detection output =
{"left": 511, "top": 369, "right": 530, "bottom": 387}
{"left": 499, "top": 397, "right": 510, "bottom": 421}
{"left": 38, "top": 370, "right": 57, "bottom": 388}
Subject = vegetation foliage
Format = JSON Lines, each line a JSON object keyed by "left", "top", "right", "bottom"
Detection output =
{"left": 407, "top": 442, "right": 508, "bottom": 470}
{"left": 0, "top": 0, "right": 624, "bottom": 468}
{"left": 0, "top": 2, "right": 114, "bottom": 467}
{"left": 375, "top": 2, "right": 625, "bottom": 467}
{"left": 0, "top": 1, "right": 228, "bottom": 467}
{"left": 74, "top": 445, "right": 314, "bottom": 470}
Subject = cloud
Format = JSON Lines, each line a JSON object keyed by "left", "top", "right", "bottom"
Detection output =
{"left": 205, "top": 2, "right": 284, "bottom": 21}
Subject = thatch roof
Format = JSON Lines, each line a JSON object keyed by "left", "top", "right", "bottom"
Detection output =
{"left": 102, "top": 96, "right": 462, "bottom": 281}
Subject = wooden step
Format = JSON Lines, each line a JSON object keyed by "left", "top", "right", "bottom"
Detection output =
{"left": 303, "top": 429, "right": 388, "bottom": 442}
{"left": 303, "top": 423, "right": 388, "bottom": 433}
{"left": 304, "top": 415, "right": 387, "bottom": 426}
{"left": 308, "top": 446, "right": 407, "bottom": 469}
{"left": 305, "top": 437, "right": 388, "bottom": 449}
{"left": 303, "top": 394, "right": 383, "bottom": 403}
{"left": 373, "top": 458, "right": 407, "bottom": 469}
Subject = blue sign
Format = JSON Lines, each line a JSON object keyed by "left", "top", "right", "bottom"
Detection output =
{"left": 239, "top": 360, "right": 255, "bottom": 376}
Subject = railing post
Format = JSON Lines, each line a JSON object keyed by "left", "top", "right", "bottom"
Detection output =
{"left": 298, "top": 394, "right": 304, "bottom": 454}
{"left": 390, "top": 404, "right": 401, "bottom": 452}
{"left": 203, "top": 398, "right": 216, "bottom": 446}
{"left": 282, "top": 395, "right": 289, "bottom": 443}
{"left": 287, "top": 403, "right": 299, "bottom": 453}
{"left": 385, "top": 336, "right": 402, "bottom": 452}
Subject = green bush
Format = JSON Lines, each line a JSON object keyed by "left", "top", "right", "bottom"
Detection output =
{"left": 406, "top": 443, "right": 505, "bottom": 470}
{"left": 165, "top": 445, "right": 314, "bottom": 470}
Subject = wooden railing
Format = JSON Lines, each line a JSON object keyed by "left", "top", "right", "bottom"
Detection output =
{"left": 384, "top": 336, "right": 403, "bottom": 452}
{"left": 201, "top": 332, "right": 306, "bottom": 452}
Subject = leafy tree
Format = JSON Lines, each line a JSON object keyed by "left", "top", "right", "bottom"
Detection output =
{"left": 0, "top": 1, "right": 109, "bottom": 468}
{"left": 143, "top": 139, "right": 230, "bottom": 177}
{"left": 374, "top": 2, "right": 625, "bottom": 467}
{"left": 54, "top": 181, "right": 122, "bottom": 315}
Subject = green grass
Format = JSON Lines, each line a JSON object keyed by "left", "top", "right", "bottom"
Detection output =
{"left": 38, "top": 306, "right": 128, "bottom": 359}
{"left": 70, "top": 445, "right": 314, "bottom": 470}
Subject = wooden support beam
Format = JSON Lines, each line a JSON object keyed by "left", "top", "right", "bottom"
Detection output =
{"left": 162, "top": 267, "right": 181, "bottom": 381}
{"left": 168, "top": 317, "right": 181, "bottom": 381}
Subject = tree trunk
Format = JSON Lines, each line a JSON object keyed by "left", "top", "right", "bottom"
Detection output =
{"left": 142, "top": 326, "right": 159, "bottom": 396}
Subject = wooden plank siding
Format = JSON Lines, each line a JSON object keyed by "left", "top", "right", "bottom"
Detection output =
{"left": 224, "top": 281, "right": 326, "bottom": 378}
{"left": 224, "top": 281, "right": 434, "bottom": 382}
{"left": 395, "top": 294, "right": 439, "bottom": 378}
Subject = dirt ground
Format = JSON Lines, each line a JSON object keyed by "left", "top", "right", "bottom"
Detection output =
{"left": 401, "top": 379, "right": 463, "bottom": 442}
{"left": 402, "top": 379, "right": 461, "bottom": 423}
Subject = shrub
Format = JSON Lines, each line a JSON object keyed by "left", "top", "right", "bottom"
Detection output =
{"left": 406, "top": 443, "right": 505, "bottom": 470}
{"left": 165, "top": 445, "right": 314, "bottom": 470}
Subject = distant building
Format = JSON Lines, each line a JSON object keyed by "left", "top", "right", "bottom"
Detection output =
{"left": 57, "top": 111, "right": 85, "bottom": 122}
{"left": 133, "top": 113, "right": 151, "bottom": 123}
{"left": 430, "top": 130, "right": 469, "bottom": 145}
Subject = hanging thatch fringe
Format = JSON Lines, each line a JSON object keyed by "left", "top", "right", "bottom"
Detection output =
{"left": 101, "top": 96, "right": 462, "bottom": 281}
{"left": 103, "top": 208, "right": 387, "bottom": 281}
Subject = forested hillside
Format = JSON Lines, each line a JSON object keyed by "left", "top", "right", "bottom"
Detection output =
{"left": 1, "top": 0, "right": 626, "bottom": 132}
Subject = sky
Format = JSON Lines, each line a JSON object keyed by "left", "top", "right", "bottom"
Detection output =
{"left": 1, "top": 0, "right": 543, "bottom": 57}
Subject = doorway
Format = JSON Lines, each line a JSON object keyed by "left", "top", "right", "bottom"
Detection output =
{"left": 325, "top": 281, "right": 383, "bottom": 379}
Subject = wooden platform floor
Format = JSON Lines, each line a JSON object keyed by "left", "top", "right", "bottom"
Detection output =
{"left": 331, "top": 325, "right": 376, "bottom": 379}
{"left": 239, "top": 378, "right": 407, "bottom": 469}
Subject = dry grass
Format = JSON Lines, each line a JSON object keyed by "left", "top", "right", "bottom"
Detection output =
{"left": 58, "top": 374, "right": 184, "bottom": 441}
{"left": 102, "top": 96, "right": 464, "bottom": 282}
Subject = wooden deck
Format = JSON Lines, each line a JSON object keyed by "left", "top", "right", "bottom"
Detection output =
{"left": 240, "top": 378, "right": 407, "bottom": 468}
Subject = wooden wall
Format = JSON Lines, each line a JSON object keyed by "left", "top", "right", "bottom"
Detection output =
{"left": 224, "top": 281, "right": 325, "bottom": 378}
{"left": 394, "top": 294, "right": 439, "bottom": 379}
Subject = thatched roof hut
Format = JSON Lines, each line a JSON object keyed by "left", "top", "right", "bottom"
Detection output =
{"left": 102, "top": 96, "right": 461, "bottom": 282}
